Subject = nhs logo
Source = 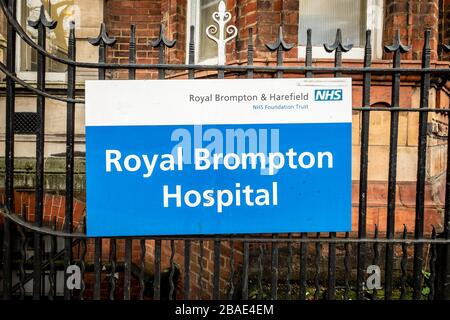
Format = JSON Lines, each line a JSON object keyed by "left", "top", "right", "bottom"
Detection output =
{"left": 314, "top": 89, "right": 343, "bottom": 101}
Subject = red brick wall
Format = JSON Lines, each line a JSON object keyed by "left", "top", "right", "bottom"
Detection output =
{"left": 0, "top": 189, "right": 243, "bottom": 300}
{"left": 233, "top": 0, "right": 257, "bottom": 61}
{"left": 280, "top": 0, "right": 299, "bottom": 59}
{"left": 384, "top": 0, "right": 440, "bottom": 60}
{"left": 443, "top": 0, "right": 450, "bottom": 59}
{"left": 103, "top": 0, "right": 450, "bottom": 70}
{"left": 102, "top": 0, "right": 300, "bottom": 67}
{"left": 144, "top": 239, "right": 244, "bottom": 299}
{"left": 1, "top": 0, "right": 445, "bottom": 300}
{"left": 67, "top": 238, "right": 244, "bottom": 300}
{"left": 0, "top": 190, "right": 85, "bottom": 232}
{"left": 105, "top": 0, "right": 162, "bottom": 79}
{"left": 351, "top": 181, "right": 445, "bottom": 235}
{"left": 71, "top": 238, "right": 244, "bottom": 300}
{"left": 161, "top": 0, "right": 187, "bottom": 64}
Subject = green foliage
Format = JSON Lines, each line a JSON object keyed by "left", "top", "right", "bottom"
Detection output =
{"left": 421, "top": 270, "right": 431, "bottom": 297}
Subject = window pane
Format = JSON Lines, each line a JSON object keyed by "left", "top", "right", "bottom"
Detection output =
{"left": 199, "top": 0, "right": 219, "bottom": 62}
{"left": 299, "top": 0, "right": 366, "bottom": 47}
{"left": 20, "top": 0, "right": 77, "bottom": 72}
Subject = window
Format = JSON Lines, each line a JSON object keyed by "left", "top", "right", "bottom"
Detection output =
{"left": 298, "top": 0, "right": 384, "bottom": 59}
{"left": 187, "top": 0, "right": 220, "bottom": 64}
{"left": 16, "top": 0, "right": 80, "bottom": 81}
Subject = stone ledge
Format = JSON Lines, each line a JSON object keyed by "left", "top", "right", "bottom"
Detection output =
{"left": 0, "top": 157, "right": 85, "bottom": 195}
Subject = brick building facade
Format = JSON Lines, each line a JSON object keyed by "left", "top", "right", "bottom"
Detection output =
{"left": 0, "top": 0, "right": 449, "bottom": 299}
{"left": 100, "top": 0, "right": 450, "bottom": 236}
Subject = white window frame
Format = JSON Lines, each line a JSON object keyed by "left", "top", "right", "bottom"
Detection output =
{"left": 16, "top": 0, "right": 66, "bottom": 82}
{"left": 186, "top": 0, "right": 219, "bottom": 65}
{"left": 298, "top": 0, "right": 384, "bottom": 60}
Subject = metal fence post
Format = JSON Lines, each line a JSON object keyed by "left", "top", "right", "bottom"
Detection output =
{"left": 2, "top": 0, "right": 16, "bottom": 300}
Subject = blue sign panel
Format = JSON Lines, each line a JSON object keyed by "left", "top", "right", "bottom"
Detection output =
{"left": 85, "top": 78, "right": 352, "bottom": 236}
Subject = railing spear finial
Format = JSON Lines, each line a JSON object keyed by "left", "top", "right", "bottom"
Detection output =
{"left": 324, "top": 29, "right": 353, "bottom": 77}
{"left": 150, "top": 24, "right": 176, "bottom": 78}
{"left": 265, "top": 25, "right": 294, "bottom": 52}
{"left": 88, "top": 23, "right": 116, "bottom": 80}
{"left": 88, "top": 22, "right": 116, "bottom": 47}
{"left": 384, "top": 29, "right": 411, "bottom": 54}
{"left": 150, "top": 24, "right": 176, "bottom": 49}
{"left": 265, "top": 25, "right": 294, "bottom": 77}
{"left": 28, "top": 5, "right": 57, "bottom": 30}
{"left": 324, "top": 29, "right": 353, "bottom": 53}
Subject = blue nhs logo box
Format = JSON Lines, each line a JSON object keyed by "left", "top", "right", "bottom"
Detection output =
{"left": 315, "top": 89, "right": 343, "bottom": 101}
